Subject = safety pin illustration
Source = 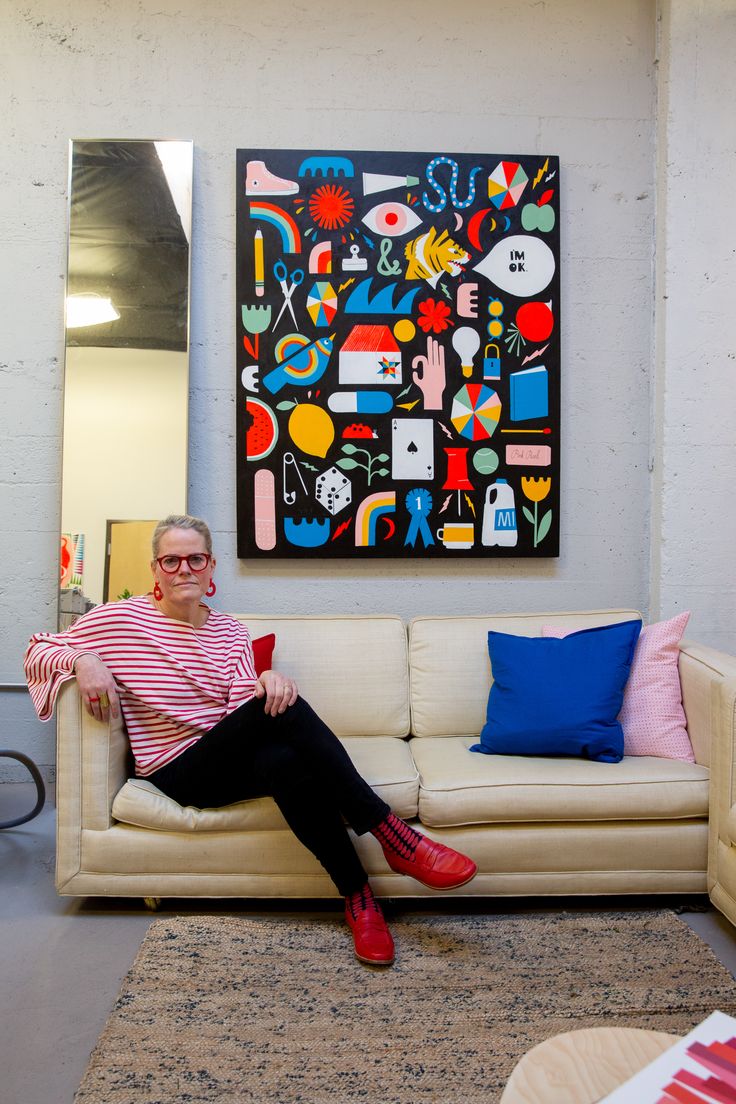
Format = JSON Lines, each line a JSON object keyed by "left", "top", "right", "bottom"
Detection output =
{"left": 282, "top": 452, "right": 309, "bottom": 505}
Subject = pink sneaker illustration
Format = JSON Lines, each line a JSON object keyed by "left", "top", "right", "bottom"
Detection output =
{"left": 246, "top": 160, "right": 299, "bottom": 196}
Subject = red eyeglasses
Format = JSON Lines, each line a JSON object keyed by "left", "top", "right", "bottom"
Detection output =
{"left": 155, "top": 554, "right": 212, "bottom": 574}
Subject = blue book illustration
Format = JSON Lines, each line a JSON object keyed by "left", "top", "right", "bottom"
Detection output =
{"left": 509, "top": 365, "right": 549, "bottom": 421}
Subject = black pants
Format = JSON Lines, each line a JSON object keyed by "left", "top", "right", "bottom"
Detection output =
{"left": 148, "top": 695, "right": 390, "bottom": 896}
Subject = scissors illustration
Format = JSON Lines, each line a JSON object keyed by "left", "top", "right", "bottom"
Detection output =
{"left": 273, "top": 260, "right": 304, "bottom": 330}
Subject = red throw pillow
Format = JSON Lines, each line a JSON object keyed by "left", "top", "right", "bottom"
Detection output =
{"left": 252, "top": 633, "right": 276, "bottom": 676}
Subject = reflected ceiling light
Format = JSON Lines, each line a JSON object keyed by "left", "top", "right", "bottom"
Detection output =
{"left": 66, "top": 294, "right": 120, "bottom": 328}
{"left": 155, "top": 140, "right": 192, "bottom": 243}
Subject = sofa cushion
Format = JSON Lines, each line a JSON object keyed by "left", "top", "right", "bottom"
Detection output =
{"left": 408, "top": 610, "right": 643, "bottom": 739}
{"left": 473, "top": 620, "right": 642, "bottom": 763}
{"left": 411, "top": 737, "right": 709, "bottom": 827}
{"left": 112, "top": 736, "right": 419, "bottom": 831}
{"left": 235, "top": 615, "right": 409, "bottom": 738}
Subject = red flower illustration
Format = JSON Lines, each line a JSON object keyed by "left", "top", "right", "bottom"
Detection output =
{"left": 417, "top": 297, "right": 453, "bottom": 334}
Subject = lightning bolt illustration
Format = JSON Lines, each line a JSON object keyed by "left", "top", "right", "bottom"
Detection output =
{"left": 438, "top": 494, "right": 452, "bottom": 515}
{"left": 332, "top": 518, "right": 353, "bottom": 541}
{"left": 438, "top": 422, "right": 454, "bottom": 441}
{"left": 522, "top": 343, "right": 550, "bottom": 366}
{"left": 440, "top": 282, "right": 452, "bottom": 300}
{"left": 533, "top": 158, "right": 549, "bottom": 189}
{"left": 397, "top": 399, "right": 420, "bottom": 411}
{"left": 338, "top": 278, "right": 355, "bottom": 293}
{"left": 464, "top": 494, "right": 476, "bottom": 517}
{"left": 545, "top": 170, "right": 557, "bottom": 183}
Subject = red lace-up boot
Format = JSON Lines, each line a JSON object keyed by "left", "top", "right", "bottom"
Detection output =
{"left": 372, "top": 812, "right": 477, "bottom": 890}
{"left": 344, "top": 884, "right": 395, "bottom": 966}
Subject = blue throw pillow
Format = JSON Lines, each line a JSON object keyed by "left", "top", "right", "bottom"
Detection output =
{"left": 470, "top": 620, "right": 642, "bottom": 763}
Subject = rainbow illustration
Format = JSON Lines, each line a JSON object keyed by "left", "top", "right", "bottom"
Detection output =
{"left": 355, "top": 492, "right": 396, "bottom": 546}
{"left": 249, "top": 201, "right": 301, "bottom": 254}
{"left": 309, "top": 240, "right": 332, "bottom": 274}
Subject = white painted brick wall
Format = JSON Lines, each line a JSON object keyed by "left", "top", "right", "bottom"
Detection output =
{"left": 652, "top": 0, "right": 736, "bottom": 652}
{"left": 1, "top": 0, "right": 658, "bottom": 774}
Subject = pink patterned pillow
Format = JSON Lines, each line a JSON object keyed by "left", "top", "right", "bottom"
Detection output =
{"left": 542, "top": 613, "right": 694, "bottom": 761}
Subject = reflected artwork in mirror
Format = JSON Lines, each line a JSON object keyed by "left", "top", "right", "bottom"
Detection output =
{"left": 60, "top": 139, "right": 193, "bottom": 625}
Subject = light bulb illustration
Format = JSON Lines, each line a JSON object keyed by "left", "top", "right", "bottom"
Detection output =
{"left": 452, "top": 326, "right": 481, "bottom": 378}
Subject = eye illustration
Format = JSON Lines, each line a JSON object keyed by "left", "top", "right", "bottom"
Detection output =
{"left": 362, "top": 202, "right": 423, "bottom": 237}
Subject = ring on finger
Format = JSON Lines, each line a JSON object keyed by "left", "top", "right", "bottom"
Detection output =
{"left": 89, "top": 696, "right": 100, "bottom": 703}
{"left": 99, "top": 692, "right": 110, "bottom": 708}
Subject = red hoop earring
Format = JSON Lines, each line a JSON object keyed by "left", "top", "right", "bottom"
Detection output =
{"left": 153, "top": 581, "right": 163, "bottom": 601}
{"left": 206, "top": 579, "right": 217, "bottom": 597}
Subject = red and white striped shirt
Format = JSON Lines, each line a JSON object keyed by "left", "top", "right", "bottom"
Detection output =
{"left": 24, "top": 596, "right": 257, "bottom": 777}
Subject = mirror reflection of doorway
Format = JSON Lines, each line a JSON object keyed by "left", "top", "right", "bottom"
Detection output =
{"left": 60, "top": 139, "right": 192, "bottom": 619}
{"left": 104, "top": 520, "right": 158, "bottom": 603}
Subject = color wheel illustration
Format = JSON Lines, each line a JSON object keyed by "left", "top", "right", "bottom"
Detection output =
{"left": 487, "top": 161, "right": 528, "bottom": 210}
{"left": 450, "top": 383, "right": 502, "bottom": 441}
{"left": 306, "top": 282, "right": 338, "bottom": 326}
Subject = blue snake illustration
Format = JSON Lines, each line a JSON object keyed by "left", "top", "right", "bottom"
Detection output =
{"left": 422, "top": 157, "right": 484, "bottom": 212}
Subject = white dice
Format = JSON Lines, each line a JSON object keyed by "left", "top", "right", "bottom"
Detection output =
{"left": 315, "top": 467, "right": 352, "bottom": 515}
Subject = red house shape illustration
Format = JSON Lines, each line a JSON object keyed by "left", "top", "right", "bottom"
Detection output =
{"left": 338, "top": 324, "right": 403, "bottom": 386}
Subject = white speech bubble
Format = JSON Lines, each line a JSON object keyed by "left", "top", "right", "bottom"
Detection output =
{"left": 474, "top": 235, "right": 555, "bottom": 297}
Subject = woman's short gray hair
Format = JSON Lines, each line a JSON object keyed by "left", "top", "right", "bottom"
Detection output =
{"left": 152, "top": 515, "right": 213, "bottom": 558}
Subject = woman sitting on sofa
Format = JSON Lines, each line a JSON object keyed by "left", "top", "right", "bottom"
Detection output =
{"left": 25, "top": 514, "right": 476, "bottom": 967}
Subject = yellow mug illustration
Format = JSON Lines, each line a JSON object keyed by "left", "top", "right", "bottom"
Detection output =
{"left": 436, "top": 522, "right": 475, "bottom": 550}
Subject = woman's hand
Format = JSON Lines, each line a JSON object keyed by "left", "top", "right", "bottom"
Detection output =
{"left": 73, "top": 654, "right": 120, "bottom": 722}
{"left": 254, "top": 669, "right": 298, "bottom": 717}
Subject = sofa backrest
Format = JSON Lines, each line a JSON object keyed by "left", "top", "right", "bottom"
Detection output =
{"left": 408, "top": 609, "right": 643, "bottom": 738}
{"left": 234, "top": 614, "right": 409, "bottom": 738}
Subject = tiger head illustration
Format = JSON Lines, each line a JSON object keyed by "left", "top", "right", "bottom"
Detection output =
{"left": 404, "top": 227, "right": 471, "bottom": 288}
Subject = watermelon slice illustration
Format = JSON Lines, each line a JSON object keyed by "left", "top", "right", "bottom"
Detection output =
{"left": 246, "top": 397, "right": 278, "bottom": 461}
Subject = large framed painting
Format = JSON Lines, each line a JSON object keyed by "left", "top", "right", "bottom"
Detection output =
{"left": 236, "top": 149, "right": 560, "bottom": 558}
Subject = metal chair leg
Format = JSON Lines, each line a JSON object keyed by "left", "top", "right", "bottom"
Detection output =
{"left": 0, "top": 751, "right": 46, "bottom": 828}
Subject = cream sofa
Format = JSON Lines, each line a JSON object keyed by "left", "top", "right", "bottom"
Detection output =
{"left": 54, "top": 609, "right": 732, "bottom": 913}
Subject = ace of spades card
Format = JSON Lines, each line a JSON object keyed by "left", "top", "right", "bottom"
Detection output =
{"left": 391, "top": 419, "right": 434, "bottom": 481}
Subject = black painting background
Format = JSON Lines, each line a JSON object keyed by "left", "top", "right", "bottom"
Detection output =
{"left": 236, "top": 149, "right": 560, "bottom": 559}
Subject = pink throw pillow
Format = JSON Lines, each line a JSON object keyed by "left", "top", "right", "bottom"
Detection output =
{"left": 542, "top": 613, "right": 694, "bottom": 761}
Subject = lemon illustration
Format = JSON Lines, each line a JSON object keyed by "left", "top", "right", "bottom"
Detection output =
{"left": 288, "top": 402, "right": 335, "bottom": 458}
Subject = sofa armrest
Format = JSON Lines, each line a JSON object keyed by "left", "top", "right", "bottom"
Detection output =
{"left": 677, "top": 642, "right": 736, "bottom": 896}
{"left": 709, "top": 671, "right": 736, "bottom": 889}
{"left": 56, "top": 679, "right": 130, "bottom": 890}
{"left": 678, "top": 641, "right": 736, "bottom": 768}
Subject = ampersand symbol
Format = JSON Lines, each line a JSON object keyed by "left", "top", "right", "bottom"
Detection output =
{"left": 377, "top": 238, "right": 402, "bottom": 277}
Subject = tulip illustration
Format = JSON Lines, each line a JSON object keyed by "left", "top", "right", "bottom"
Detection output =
{"left": 521, "top": 477, "right": 552, "bottom": 547}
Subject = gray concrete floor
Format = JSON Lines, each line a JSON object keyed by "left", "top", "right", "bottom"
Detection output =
{"left": 2, "top": 781, "right": 736, "bottom": 1104}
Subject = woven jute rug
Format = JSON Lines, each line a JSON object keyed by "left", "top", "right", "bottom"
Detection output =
{"left": 75, "top": 909, "right": 736, "bottom": 1103}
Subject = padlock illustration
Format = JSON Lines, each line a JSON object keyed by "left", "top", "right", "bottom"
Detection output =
{"left": 483, "top": 343, "right": 501, "bottom": 380}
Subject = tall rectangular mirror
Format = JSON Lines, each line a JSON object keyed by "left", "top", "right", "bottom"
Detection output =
{"left": 60, "top": 139, "right": 193, "bottom": 624}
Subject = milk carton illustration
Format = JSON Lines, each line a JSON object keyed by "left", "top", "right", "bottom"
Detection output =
{"left": 482, "top": 479, "right": 518, "bottom": 546}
